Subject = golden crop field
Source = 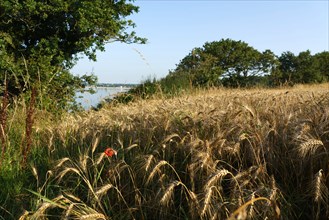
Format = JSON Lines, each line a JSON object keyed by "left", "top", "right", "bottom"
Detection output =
{"left": 15, "top": 84, "right": 329, "bottom": 219}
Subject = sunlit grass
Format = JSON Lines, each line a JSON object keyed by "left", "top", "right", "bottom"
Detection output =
{"left": 1, "top": 83, "right": 329, "bottom": 219}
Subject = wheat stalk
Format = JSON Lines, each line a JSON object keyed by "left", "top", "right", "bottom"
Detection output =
{"left": 65, "top": 203, "right": 75, "bottom": 219}
{"left": 204, "top": 169, "right": 230, "bottom": 190}
{"left": 91, "top": 135, "right": 100, "bottom": 154}
{"left": 160, "top": 180, "right": 181, "bottom": 207}
{"left": 31, "top": 165, "right": 39, "bottom": 187}
{"left": 54, "top": 157, "right": 71, "bottom": 169}
{"left": 56, "top": 167, "right": 81, "bottom": 183}
{"left": 79, "top": 153, "right": 89, "bottom": 173}
{"left": 228, "top": 197, "right": 271, "bottom": 220}
{"left": 64, "top": 193, "right": 82, "bottom": 203}
{"left": 18, "top": 210, "right": 29, "bottom": 220}
{"left": 188, "top": 191, "right": 199, "bottom": 209}
{"left": 31, "top": 202, "right": 54, "bottom": 219}
{"left": 188, "top": 163, "right": 196, "bottom": 192}
{"left": 298, "top": 139, "right": 324, "bottom": 158}
{"left": 314, "top": 169, "right": 327, "bottom": 203}
{"left": 243, "top": 104, "right": 256, "bottom": 118}
{"left": 146, "top": 160, "right": 169, "bottom": 184}
{"left": 80, "top": 213, "right": 106, "bottom": 220}
{"left": 96, "top": 152, "right": 106, "bottom": 165}
{"left": 145, "top": 154, "right": 154, "bottom": 172}
{"left": 95, "top": 184, "right": 113, "bottom": 198}
{"left": 201, "top": 186, "right": 215, "bottom": 217}
{"left": 269, "top": 175, "right": 278, "bottom": 203}
{"left": 248, "top": 192, "right": 256, "bottom": 217}
{"left": 125, "top": 143, "right": 138, "bottom": 152}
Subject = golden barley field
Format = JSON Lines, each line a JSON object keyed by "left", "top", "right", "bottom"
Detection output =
{"left": 20, "top": 84, "right": 329, "bottom": 219}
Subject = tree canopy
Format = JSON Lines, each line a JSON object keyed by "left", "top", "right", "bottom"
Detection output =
{"left": 170, "top": 38, "right": 328, "bottom": 88}
{"left": 270, "top": 50, "right": 329, "bottom": 86}
{"left": 175, "top": 39, "right": 277, "bottom": 87}
{"left": 0, "top": 0, "right": 145, "bottom": 110}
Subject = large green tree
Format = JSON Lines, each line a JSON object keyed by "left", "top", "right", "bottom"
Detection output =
{"left": 175, "top": 39, "right": 277, "bottom": 87}
{"left": 0, "top": 0, "right": 145, "bottom": 110}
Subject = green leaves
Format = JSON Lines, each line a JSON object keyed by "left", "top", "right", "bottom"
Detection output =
{"left": 273, "top": 50, "right": 329, "bottom": 86}
{"left": 175, "top": 38, "right": 277, "bottom": 87}
{"left": 172, "top": 38, "right": 329, "bottom": 88}
{"left": 0, "top": 0, "right": 145, "bottom": 111}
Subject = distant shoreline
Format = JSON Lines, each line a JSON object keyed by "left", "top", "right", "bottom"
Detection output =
{"left": 76, "top": 86, "right": 132, "bottom": 109}
{"left": 95, "top": 83, "right": 138, "bottom": 88}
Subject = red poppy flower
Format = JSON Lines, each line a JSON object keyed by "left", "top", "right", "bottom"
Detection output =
{"left": 104, "top": 148, "right": 117, "bottom": 157}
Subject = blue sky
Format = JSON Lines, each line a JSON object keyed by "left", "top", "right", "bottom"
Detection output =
{"left": 71, "top": 0, "right": 329, "bottom": 84}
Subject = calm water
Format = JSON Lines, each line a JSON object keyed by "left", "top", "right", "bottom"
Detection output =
{"left": 75, "top": 86, "right": 130, "bottom": 109}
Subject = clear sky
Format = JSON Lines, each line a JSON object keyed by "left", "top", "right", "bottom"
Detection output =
{"left": 71, "top": 0, "right": 329, "bottom": 84}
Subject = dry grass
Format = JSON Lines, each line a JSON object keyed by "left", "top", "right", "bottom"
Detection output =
{"left": 20, "top": 83, "right": 329, "bottom": 219}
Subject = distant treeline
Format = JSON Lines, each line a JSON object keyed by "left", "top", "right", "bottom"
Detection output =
{"left": 96, "top": 83, "right": 137, "bottom": 88}
{"left": 166, "top": 38, "right": 329, "bottom": 88}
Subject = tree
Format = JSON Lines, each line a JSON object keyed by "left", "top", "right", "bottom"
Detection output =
{"left": 313, "top": 51, "right": 329, "bottom": 82}
{"left": 272, "top": 50, "right": 328, "bottom": 86}
{"left": 274, "top": 51, "right": 298, "bottom": 85}
{"left": 296, "top": 50, "right": 321, "bottom": 83}
{"left": 0, "top": 0, "right": 145, "bottom": 110}
{"left": 174, "top": 39, "right": 277, "bottom": 87}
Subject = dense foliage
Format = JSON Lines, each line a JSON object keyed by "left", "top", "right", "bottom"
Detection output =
{"left": 175, "top": 39, "right": 277, "bottom": 87}
{"left": 0, "top": 0, "right": 145, "bottom": 110}
{"left": 271, "top": 50, "right": 329, "bottom": 86}
{"left": 165, "top": 38, "right": 329, "bottom": 89}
